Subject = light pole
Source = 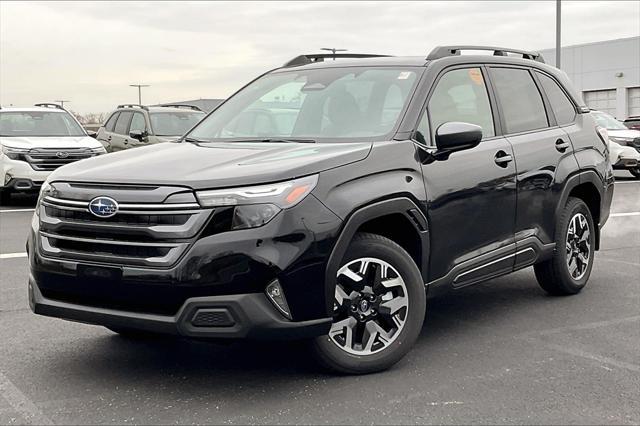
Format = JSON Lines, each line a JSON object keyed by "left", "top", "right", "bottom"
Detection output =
{"left": 129, "top": 84, "right": 150, "bottom": 105}
{"left": 555, "top": 0, "right": 561, "bottom": 69}
{"left": 55, "top": 100, "right": 70, "bottom": 108}
{"left": 321, "top": 47, "right": 347, "bottom": 60}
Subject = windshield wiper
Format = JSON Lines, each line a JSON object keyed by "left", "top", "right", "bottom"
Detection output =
{"left": 182, "top": 136, "right": 209, "bottom": 144}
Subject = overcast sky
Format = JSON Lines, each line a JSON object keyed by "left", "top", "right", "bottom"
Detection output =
{"left": 1, "top": 1, "right": 638, "bottom": 114}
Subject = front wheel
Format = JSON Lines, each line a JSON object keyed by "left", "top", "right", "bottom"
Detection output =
{"left": 630, "top": 167, "right": 640, "bottom": 179}
{"left": 534, "top": 197, "right": 596, "bottom": 295}
{"left": 311, "top": 233, "right": 426, "bottom": 374}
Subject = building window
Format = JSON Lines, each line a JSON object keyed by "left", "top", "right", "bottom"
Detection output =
{"left": 628, "top": 87, "right": 640, "bottom": 117}
{"left": 583, "top": 89, "right": 617, "bottom": 117}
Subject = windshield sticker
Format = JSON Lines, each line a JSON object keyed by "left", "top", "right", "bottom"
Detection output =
{"left": 468, "top": 68, "right": 484, "bottom": 85}
{"left": 397, "top": 71, "right": 412, "bottom": 80}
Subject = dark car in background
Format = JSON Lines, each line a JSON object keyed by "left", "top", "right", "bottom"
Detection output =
{"left": 97, "top": 104, "right": 205, "bottom": 151}
{"left": 29, "top": 46, "right": 613, "bottom": 374}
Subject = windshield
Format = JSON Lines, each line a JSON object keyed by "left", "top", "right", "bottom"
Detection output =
{"left": 592, "top": 111, "right": 627, "bottom": 130}
{"left": 188, "top": 67, "right": 420, "bottom": 142}
{"left": 0, "top": 111, "right": 85, "bottom": 137}
{"left": 150, "top": 111, "right": 205, "bottom": 136}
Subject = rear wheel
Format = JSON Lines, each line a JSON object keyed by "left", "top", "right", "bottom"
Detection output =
{"left": 534, "top": 197, "right": 595, "bottom": 295}
{"left": 311, "top": 233, "right": 426, "bottom": 374}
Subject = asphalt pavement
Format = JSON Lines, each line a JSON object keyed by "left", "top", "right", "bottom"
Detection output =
{"left": 0, "top": 173, "right": 638, "bottom": 425}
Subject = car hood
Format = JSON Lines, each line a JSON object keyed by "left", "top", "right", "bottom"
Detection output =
{"left": 0, "top": 136, "right": 103, "bottom": 149}
{"left": 607, "top": 129, "right": 640, "bottom": 139}
{"left": 48, "top": 141, "right": 372, "bottom": 189}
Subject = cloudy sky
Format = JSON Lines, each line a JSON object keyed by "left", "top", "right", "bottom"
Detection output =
{"left": 1, "top": 1, "right": 638, "bottom": 114}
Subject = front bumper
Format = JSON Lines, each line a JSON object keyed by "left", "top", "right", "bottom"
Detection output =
{"left": 1, "top": 158, "right": 49, "bottom": 191}
{"left": 29, "top": 277, "right": 331, "bottom": 339}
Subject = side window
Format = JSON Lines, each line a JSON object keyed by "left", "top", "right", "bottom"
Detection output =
{"left": 536, "top": 72, "right": 576, "bottom": 125}
{"left": 428, "top": 68, "right": 495, "bottom": 140}
{"left": 490, "top": 68, "right": 548, "bottom": 133}
{"left": 129, "top": 112, "right": 146, "bottom": 133}
{"left": 114, "top": 111, "right": 133, "bottom": 135}
{"left": 104, "top": 112, "right": 119, "bottom": 132}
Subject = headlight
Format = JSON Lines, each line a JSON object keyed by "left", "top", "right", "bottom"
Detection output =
{"left": 609, "top": 136, "right": 634, "bottom": 145}
{"left": 196, "top": 175, "right": 318, "bottom": 230}
{"left": 1, "top": 145, "right": 29, "bottom": 160}
{"left": 35, "top": 181, "right": 54, "bottom": 217}
{"left": 90, "top": 146, "right": 107, "bottom": 155}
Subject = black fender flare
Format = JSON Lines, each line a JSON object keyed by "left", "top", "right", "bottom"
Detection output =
{"left": 555, "top": 169, "right": 605, "bottom": 249}
{"left": 323, "top": 197, "right": 429, "bottom": 316}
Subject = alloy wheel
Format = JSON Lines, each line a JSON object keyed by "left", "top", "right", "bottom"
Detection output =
{"left": 330, "top": 257, "right": 409, "bottom": 355}
{"left": 566, "top": 212, "right": 591, "bottom": 280}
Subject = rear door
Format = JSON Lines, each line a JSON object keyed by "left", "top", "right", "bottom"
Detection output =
{"left": 419, "top": 66, "right": 517, "bottom": 287}
{"left": 97, "top": 112, "right": 119, "bottom": 150}
{"left": 111, "top": 111, "right": 133, "bottom": 151}
{"left": 488, "top": 66, "right": 579, "bottom": 265}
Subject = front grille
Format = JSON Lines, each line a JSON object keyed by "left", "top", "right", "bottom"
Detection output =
{"left": 191, "top": 309, "right": 235, "bottom": 327}
{"left": 38, "top": 184, "right": 211, "bottom": 267}
{"left": 632, "top": 138, "right": 640, "bottom": 151}
{"left": 25, "top": 148, "right": 97, "bottom": 171}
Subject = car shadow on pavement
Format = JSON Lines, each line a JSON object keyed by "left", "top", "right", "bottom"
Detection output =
{"left": 40, "top": 271, "right": 552, "bottom": 388}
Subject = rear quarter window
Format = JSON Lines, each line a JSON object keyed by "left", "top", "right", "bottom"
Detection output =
{"left": 536, "top": 72, "right": 576, "bottom": 126}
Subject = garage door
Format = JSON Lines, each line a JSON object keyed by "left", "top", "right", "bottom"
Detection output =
{"left": 584, "top": 89, "right": 617, "bottom": 117}
{"left": 628, "top": 87, "right": 640, "bottom": 117}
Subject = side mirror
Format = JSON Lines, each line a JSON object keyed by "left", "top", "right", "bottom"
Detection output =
{"left": 129, "top": 130, "right": 147, "bottom": 141}
{"left": 86, "top": 130, "right": 98, "bottom": 139}
{"left": 435, "top": 122, "right": 482, "bottom": 153}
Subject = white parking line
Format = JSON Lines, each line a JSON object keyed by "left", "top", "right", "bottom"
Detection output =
{"left": 0, "top": 370, "right": 53, "bottom": 425}
{"left": 615, "top": 180, "right": 640, "bottom": 184}
{"left": 0, "top": 253, "right": 27, "bottom": 259}
{"left": 610, "top": 212, "right": 640, "bottom": 217}
{"left": 0, "top": 208, "right": 34, "bottom": 213}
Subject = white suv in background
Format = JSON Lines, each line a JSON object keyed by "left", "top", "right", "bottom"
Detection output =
{"left": 0, "top": 103, "right": 106, "bottom": 203}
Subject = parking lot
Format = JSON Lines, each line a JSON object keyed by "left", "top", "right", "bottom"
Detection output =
{"left": 0, "top": 173, "right": 638, "bottom": 425}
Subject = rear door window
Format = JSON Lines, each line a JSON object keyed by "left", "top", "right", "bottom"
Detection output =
{"left": 427, "top": 67, "right": 495, "bottom": 141}
{"left": 490, "top": 67, "right": 548, "bottom": 134}
{"left": 104, "top": 112, "right": 119, "bottom": 132}
{"left": 536, "top": 72, "right": 576, "bottom": 125}
{"left": 114, "top": 111, "right": 133, "bottom": 135}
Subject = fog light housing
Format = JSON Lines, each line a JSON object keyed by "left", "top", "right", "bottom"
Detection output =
{"left": 4, "top": 174, "right": 12, "bottom": 185}
{"left": 265, "top": 279, "right": 292, "bottom": 320}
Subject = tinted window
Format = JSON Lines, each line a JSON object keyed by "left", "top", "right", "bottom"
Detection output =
{"left": 0, "top": 111, "right": 85, "bottom": 137}
{"left": 114, "top": 111, "right": 133, "bottom": 135}
{"left": 536, "top": 72, "right": 576, "bottom": 125}
{"left": 189, "top": 67, "right": 419, "bottom": 142}
{"left": 428, "top": 68, "right": 495, "bottom": 140}
{"left": 129, "top": 112, "right": 146, "bottom": 133}
{"left": 104, "top": 112, "right": 119, "bottom": 132}
{"left": 491, "top": 68, "right": 548, "bottom": 133}
{"left": 149, "top": 111, "right": 204, "bottom": 136}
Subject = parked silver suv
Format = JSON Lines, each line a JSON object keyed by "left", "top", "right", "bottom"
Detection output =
{"left": 97, "top": 104, "right": 205, "bottom": 152}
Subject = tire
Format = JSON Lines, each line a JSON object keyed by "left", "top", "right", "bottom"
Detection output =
{"left": 311, "top": 232, "right": 426, "bottom": 374}
{"left": 0, "top": 190, "right": 11, "bottom": 206}
{"left": 534, "top": 197, "right": 596, "bottom": 295}
{"left": 630, "top": 167, "right": 640, "bottom": 179}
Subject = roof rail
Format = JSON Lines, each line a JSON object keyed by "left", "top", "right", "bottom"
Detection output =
{"left": 34, "top": 103, "right": 66, "bottom": 110}
{"left": 159, "top": 104, "right": 204, "bottom": 112}
{"left": 117, "top": 104, "right": 149, "bottom": 111}
{"left": 427, "top": 45, "right": 545, "bottom": 63}
{"left": 283, "top": 53, "right": 393, "bottom": 68}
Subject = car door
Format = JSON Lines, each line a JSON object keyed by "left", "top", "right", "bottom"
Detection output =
{"left": 418, "top": 66, "right": 517, "bottom": 287}
{"left": 97, "top": 112, "right": 119, "bottom": 151}
{"left": 488, "top": 66, "right": 578, "bottom": 264}
{"left": 111, "top": 111, "right": 133, "bottom": 151}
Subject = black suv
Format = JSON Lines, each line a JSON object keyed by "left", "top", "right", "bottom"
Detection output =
{"left": 28, "top": 46, "right": 614, "bottom": 374}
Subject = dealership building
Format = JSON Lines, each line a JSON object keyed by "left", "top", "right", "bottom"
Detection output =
{"left": 539, "top": 36, "right": 639, "bottom": 119}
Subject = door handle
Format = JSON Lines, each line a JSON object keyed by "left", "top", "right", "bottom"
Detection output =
{"left": 494, "top": 151, "right": 513, "bottom": 167}
{"left": 555, "top": 138, "right": 571, "bottom": 152}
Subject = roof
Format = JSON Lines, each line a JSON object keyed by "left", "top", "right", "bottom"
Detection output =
{"left": 0, "top": 106, "right": 68, "bottom": 113}
{"left": 154, "top": 99, "right": 224, "bottom": 112}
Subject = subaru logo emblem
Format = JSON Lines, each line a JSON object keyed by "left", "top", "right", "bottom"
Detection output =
{"left": 88, "top": 196, "right": 118, "bottom": 218}
{"left": 56, "top": 151, "right": 69, "bottom": 158}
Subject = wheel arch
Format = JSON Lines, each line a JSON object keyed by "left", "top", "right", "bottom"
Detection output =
{"left": 556, "top": 170, "right": 604, "bottom": 250}
{"left": 324, "top": 197, "right": 429, "bottom": 316}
